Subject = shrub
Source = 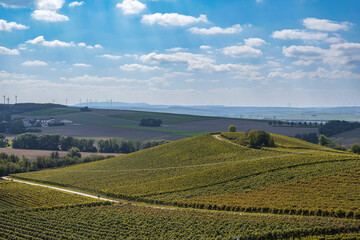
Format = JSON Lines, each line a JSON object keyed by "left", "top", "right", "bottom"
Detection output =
{"left": 247, "top": 130, "right": 275, "bottom": 149}
{"left": 67, "top": 147, "right": 81, "bottom": 158}
{"left": 228, "top": 125, "right": 236, "bottom": 132}
{"left": 350, "top": 142, "right": 360, "bottom": 154}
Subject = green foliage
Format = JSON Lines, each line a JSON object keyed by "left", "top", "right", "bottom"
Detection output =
{"left": 67, "top": 147, "right": 81, "bottom": 158}
{"left": 8, "top": 119, "right": 25, "bottom": 134}
{"left": 139, "top": 118, "right": 162, "bottom": 127}
{"left": 0, "top": 180, "right": 102, "bottom": 211}
{"left": 319, "top": 134, "right": 332, "bottom": 146}
{"left": 351, "top": 142, "right": 360, "bottom": 154}
{"left": 247, "top": 130, "right": 275, "bottom": 148}
{"left": 0, "top": 134, "right": 9, "bottom": 148}
{"left": 228, "top": 125, "right": 236, "bottom": 132}
{"left": 1, "top": 203, "right": 359, "bottom": 239}
{"left": 294, "top": 132, "right": 319, "bottom": 144}
{"left": 319, "top": 120, "right": 360, "bottom": 137}
{"left": 142, "top": 139, "right": 171, "bottom": 149}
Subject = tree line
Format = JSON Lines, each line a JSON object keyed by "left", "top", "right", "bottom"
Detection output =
{"left": 5, "top": 133, "right": 171, "bottom": 154}
{"left": 319, "top": 120, "right": 360, "bottom": 137}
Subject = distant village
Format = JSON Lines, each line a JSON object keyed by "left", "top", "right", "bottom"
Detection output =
{"left": 21, "top": 118, "right": 74, "bottom": 128}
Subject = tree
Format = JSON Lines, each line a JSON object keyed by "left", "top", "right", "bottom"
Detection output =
{"left": 228, "top": 125, "right": 236, "bottom": 132}
{"left": 318, "top": 134, "right": 332, "bottom": 146}
{"left": 67, "top": 147, "right": 81, "bottom": 158}
{"left": 0, "top": 134, "right": 9, "bottom": 148}
{"left": 351, "top": 142, "right": 360, "bottom": 154}
{"left": 247, "top": 130, "right": 275, "bottom": 149}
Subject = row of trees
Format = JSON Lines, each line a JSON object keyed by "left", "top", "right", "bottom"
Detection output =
{"left": 0, "top": 151, "right": 110, "bottom": 177}
{"left": 139, "top": 118, "right": 163, "bottom": 127}
{"left": 12, "top": 133, "right": 97, "bottom": 152}
{"left": 8, "top": 133, "right": 171, "bottom": 153}
{"left": 294, "top": 133, "right": 319, "bottom": 144}
{"left": 319, "top": 120, "right": 360, "bottom": 137}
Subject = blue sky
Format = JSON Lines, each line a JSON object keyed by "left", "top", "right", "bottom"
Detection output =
{"left": 0, "top": 0, "right": 359, "bottom": 107}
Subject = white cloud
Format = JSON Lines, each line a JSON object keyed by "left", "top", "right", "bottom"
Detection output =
{"left": 0, "top": 46, "right": 20, "bottom": 55}
{"left": 36, "top": 0, "right": 65, "bottom": 10}
{"left": 98, "top": 54, "right": 122, "bottom": 60}
{"left": 303, "top": 18, "right": 351, "bottom": 32}
{"left": 0, "top": 1, "right": 32, "bottom": 8}
{"left": 244, "top": 38, "right": 266, "bottom": 47}
{"left": 272, "top": 29, "right": 328, "bottom": 40}
{"left": 283, "top": 45, "right": 325, "bottom": 58}
{"left": 31, "top": 10, "right": 69, "bottom": 22}
{"left": 73, "top": 63, "right": 92, "bottom": 67}
{"left": 200, "top": 45, "right": 211, "bottom": 50}
{"left": 185, "top": 78, "right": 195, "bottom": 83}
{"left": 142, "top": 13, "right": 208, "bottom": 26}
{"left": 119, "top": 64, "right": 161, "bottom": 71}
{"left": 116, "top": 0, "right": 146, "bottom": 15}
{"left": 0, "top": 19, "right": 29, "bottom": 31}
{"left": 26, "top": 36, "right": 75, "bottom": 47}
{"left": 94, "top": 44, "right": 102, "bottom": 49}
{"left": 61, "top": 74, "right": 117, "bottom": 83}
{"left": 256, "top": 0, "right": 263, "bottom": 3}
{"left": 78, "top": 42, "right": 102, "bottom": 49}
{"left": 292, "top": 60, "right": 315, "bottom": 66}
{"left": 140, "top": 51, "right": 214, "bottom": 70}
{"left": 22, "top": 60, "right": 48, "bottom": 66}
{"left": 222, "top": 45, "right": 262, "bottom": 58}
{"left": 189, "top": 24, "right": 242, "bottom": 35}
{"left": 68, "top": 1, "right": 85, "bottom": 7}
{"left": 166, "top": 47, "right": 188, "bottom": 52}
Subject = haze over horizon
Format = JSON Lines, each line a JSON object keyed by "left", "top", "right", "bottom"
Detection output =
{"left": 0, "top": 0, "right": 359, "bottom": 107}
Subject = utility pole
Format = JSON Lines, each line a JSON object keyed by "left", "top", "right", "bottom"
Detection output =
{"left": 79, "top": 98, "right": 82, "bottom": 107}
{"left": 15, "top": 95, "right": 17, "bottom": 104}
{"left": 2, "top": 96, "right": 5, "bottom": 104}
{"left": 6, "top": 97, "right": 9, "bottom": 105}
{"left": 66, "top": 98, "right": 68, "bottom": 106}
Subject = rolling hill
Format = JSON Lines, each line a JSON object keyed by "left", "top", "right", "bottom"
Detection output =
{"left": 12, "top": 132, "right": 360, "bottom": 218}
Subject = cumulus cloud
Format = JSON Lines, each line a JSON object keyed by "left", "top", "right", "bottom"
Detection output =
{"left": 200, "top": 45, "right": 211, "bottom": 50}
{"left": 119, "top": 64, "right": 161, "bottom": 71}
{"left": 116, "top": 0, "right": 146, "bottom": 15}
{"left": 31, "top": 10, "right": 69, "bottom": 22}
{"left": 22, "top": 60, "right": 48, "bottom": 66}
{"left": 36, "top": 0, "right": 65, "bottom": 10}
{"left": 26, "top": 36, "right": 75, "bottom": 47}
{"left": 303, "top": 18, "right": 352, "bottom": 32}
{"left": 283, "top": 43, "right": 360, "bottom": 68}
{"left": 0, "top": 46, "right": 20, "bottom": 55}
{"left": 73, "top": 63, "right": 92, "bottom": 67}
{"left": 222, "top": 45, "right": 262, "bottom": 58}
{"left": 98, "top": 54, "right": 122, "bottom": 60}
{"left": 78, "top": 42, "right": 102, "bottom": 49}
{"left": 244, "top": 38, "right": 266, "bottom": 47}
{"left": 142, "top": 13, "right": 208, "bottom": 26}
{"left": 292, "top": 60, "right": 315, "bottom": 66}
{"left": 283, "top": 45, "right": 325, "bottom": 58}
{"left": 166, "top": 47, "right": 188, "bottom": 52}
{"left": 0, "top": 19, "right": 29, "bottom": 31}
{"left": 272, "top": 29, "right": 328, "bottom": 40}
{"left": 189, "top": 24, "right": 242, "bottom": 35}
{"left": 140, "top": 51, "right": 214, "bottom": 70}
{"left": 68, "top": 1, "right": 85, "bottom": 7}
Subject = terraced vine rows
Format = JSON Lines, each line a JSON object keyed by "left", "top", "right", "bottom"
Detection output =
{"left": 1, "top": 204, "right": 360, "bottom": 240}
{"left": 0, "top": 180, "right": 103, "bottom": 211}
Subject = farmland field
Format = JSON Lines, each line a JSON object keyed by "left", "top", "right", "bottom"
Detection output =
{"left": 12, "top": 133, "right": 360, "bottom": 218}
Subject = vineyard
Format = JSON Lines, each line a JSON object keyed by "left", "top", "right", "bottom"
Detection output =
{"left": 11, "top": 133, "right": 360, "bottom": 216}
{"left": 0, "top": 180, "right": 103, "bottom": 211}
{"left": 1, "top": 203, "right": 360, "bottom": 239}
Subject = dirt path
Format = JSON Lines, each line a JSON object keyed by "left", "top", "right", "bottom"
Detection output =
{"left": 1, "top": 176, "right": 120, "bottom": 203}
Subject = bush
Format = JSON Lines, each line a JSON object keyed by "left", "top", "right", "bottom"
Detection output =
{"left": 139, "top": 118, "right": 162, "bottom": 127}
{"left": 350, "top": 142, "right": 360, "bottom": 154}
{"left": 247, "top": 130, "right": 275, "bottom": 149}
{"left": 67, "top": 147, "right": 81, "bottom": 158}
{"left": 228, "top": 125, "right": 236, "bottom": 132}
{"left": 318, "top": 134, "right": 332, "bottom": 146}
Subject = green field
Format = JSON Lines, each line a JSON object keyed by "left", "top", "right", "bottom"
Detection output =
{"left": 111, "top": 125, "right": 205, "bottom": 136}
{"left": 20, "top": 108, "right": 78, "bottom": 117}
{"left": 0, "top": 180, "right": 103, "bottom": 211}
{"left": 3, "top": 132, "right": 360, "bottom": 238}
{"left": 110, "top": 111, "right": 214, "bottom": 124}
{"left": 12, "top": 133, "right": 360, "bottom": 218}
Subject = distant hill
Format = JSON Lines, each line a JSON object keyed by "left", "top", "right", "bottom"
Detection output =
{"left": 72, "top": 102, "right": 360, "bottom": 121}
{"left": 13, "top": 132, "right": 360, "bottom": 218}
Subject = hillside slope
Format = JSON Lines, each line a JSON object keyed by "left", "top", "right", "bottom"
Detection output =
{"left": 13, "top": 133, "right": 360, "bottom": 217}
